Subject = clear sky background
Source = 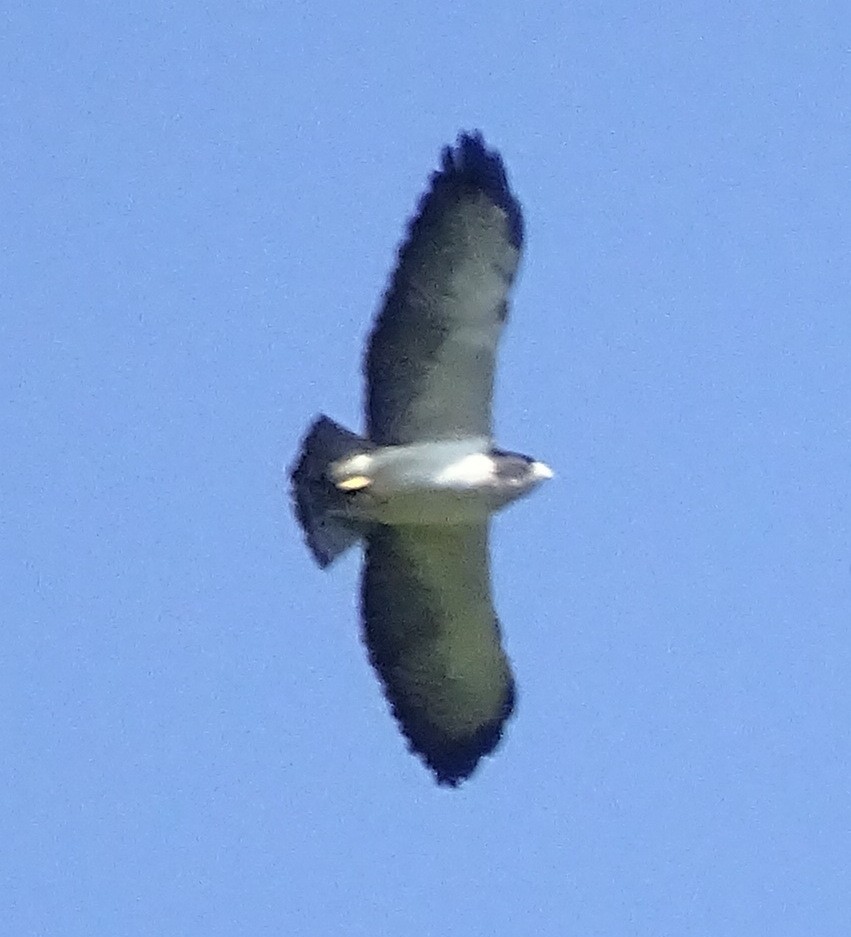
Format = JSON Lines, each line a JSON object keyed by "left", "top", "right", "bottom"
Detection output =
{"left": 2, "top": 3, "right": 850, "bottom": 935}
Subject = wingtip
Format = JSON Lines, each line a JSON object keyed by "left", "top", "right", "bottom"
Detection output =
{"left": 438, "top": 130, "right": 524, "bottom": 249}
{"left": 409, "top": 679, "right": 518, "bottom": 788}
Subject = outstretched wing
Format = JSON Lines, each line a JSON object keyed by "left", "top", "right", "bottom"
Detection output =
{"left": 366, "top": 132, "right": 524, "bottom": 445}
{"left": 361, "top": 523, "right": 516, "bottom": 785}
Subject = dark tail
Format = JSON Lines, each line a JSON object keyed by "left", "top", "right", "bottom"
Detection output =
{"left": 290, "top": 416, "right": 369, "bottom": 567}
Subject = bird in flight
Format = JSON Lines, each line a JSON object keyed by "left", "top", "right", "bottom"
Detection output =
{"left": 290, "top": 132, "right": 552, "bottom": 786}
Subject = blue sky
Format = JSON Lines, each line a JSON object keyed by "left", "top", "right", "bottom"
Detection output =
{"left": 2, "top": 3, "right": 850, "bottom": 934}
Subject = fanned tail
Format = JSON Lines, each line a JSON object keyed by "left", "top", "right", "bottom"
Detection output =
{"left": 289, "top": 416, "right": 368, "bottom": 567}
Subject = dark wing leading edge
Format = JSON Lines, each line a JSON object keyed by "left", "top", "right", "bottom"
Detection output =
{"left": 361, "top": 524, "right": 516, "bottom": 785}
{"left": 365, "top": 132, "right": 524, "bottom": 445}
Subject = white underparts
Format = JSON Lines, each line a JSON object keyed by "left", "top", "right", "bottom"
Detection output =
{"left": 433, "top": 452, "right": 496, "bottom": 486}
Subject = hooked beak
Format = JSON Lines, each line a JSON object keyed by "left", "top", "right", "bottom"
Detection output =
{"left": 531, "top": 461, "right": 554, "bottom": 481}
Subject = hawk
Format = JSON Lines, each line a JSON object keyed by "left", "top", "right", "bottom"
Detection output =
{"left": 290, "top": 132, "right": 552, "bottom": 785}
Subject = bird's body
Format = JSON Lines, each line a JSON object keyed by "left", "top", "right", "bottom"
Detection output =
{"left": 290, "top": 133, "right": 551, "bottom": 785}
{"left": 328, "top": 436, "right": 550, "bottom": 525}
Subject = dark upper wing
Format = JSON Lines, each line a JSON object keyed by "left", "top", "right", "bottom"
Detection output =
{"left": 365, "top": 132, "right": 524, "bottom": 445}
{"left": 361, "top": 523, "right": 516, "bottom": 786}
